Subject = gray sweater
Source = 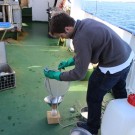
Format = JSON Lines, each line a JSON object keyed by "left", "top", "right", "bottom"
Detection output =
{"left": 60, "top": 19, "right": 132, "bottom": 81}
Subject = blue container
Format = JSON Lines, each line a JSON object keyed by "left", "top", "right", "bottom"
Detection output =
{"left": 0, "top": 22, "right": 11, "bottom": 28}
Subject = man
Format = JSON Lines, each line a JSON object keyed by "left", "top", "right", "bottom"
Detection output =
{"left": 44, "top": 12, "right": 134, "bottom": 135}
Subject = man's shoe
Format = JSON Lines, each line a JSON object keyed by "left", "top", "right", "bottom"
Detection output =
{"left": 76, "top": 121, "right": 98, "bottom": 135}
{"left": 76, "top": 121, "right": 89, "bottom": 131}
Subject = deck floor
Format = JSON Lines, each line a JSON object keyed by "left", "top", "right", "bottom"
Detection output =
{"left": 0, "top": 22, "right": 113, "bottom": 135}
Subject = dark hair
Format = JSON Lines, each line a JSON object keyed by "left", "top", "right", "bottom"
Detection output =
{"left": 49, "top": 12, "right": 75, "bottom": 35}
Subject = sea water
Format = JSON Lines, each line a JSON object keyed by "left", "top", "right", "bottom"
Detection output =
{"left": 81, "top": 1, "right": 135, "bottom": 33}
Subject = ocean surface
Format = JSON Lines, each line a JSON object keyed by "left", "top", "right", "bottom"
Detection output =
{"left": 81, "top": 1, "right": 135, "bottom": 33}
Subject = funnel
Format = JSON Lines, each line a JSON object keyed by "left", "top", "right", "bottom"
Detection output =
{"left": 44, "top": 77, "right": 70, "bottom": 97}
{"left": 44, "top": 95, "right": 63, "bottom": 106}
{"left": 44, "top": 77, "right": 70, "bottom": 124}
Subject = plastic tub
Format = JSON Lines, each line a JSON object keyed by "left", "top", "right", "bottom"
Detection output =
{"left": 101, "top": 99, "right": 135, "bottom": 135}
{"left": 70, "top": 127, "right": 92, "bottom": 135}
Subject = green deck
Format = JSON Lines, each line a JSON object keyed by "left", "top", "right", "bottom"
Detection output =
{"left": 0, "top": 22, "right": 113, "bottom": 135}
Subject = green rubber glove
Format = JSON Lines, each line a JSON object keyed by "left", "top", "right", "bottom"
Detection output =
{"left": 44, "top": 69, "right": 61, "bottom": 81}
{"left": 58, "top": 58, "right": 75, "bottom": 70}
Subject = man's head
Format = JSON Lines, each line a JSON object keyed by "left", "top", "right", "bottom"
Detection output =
{"left": 49, "top": 12, "right": 75, "bottom": 39}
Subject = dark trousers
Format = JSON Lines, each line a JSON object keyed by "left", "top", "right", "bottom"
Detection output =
{"left": 86, "top": 63, "right": 132, "bottom": 134}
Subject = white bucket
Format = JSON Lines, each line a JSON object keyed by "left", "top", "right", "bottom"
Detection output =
{"left": 70, "top": 127, "right": 92, "bottom": 135}
{"left": 101, "top": 99, "right": 135, "bottom": 135}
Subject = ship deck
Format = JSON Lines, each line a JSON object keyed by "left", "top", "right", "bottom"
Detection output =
{"left": 0, "top": 22, "right": 113, "bottom": 135}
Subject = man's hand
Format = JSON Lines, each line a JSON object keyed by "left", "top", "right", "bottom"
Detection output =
{"left": 44, "top": 69, "right": 61, "bottom": 81}
{"left": 58, "top": 58, "right": 75, "bottom": 70}
{"left": 58, "top": 61, "right": 67, "bottom": 70}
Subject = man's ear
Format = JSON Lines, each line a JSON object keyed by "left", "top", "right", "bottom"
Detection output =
{"left": 65, "top": 26, "right": 71, "bottom": 33}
